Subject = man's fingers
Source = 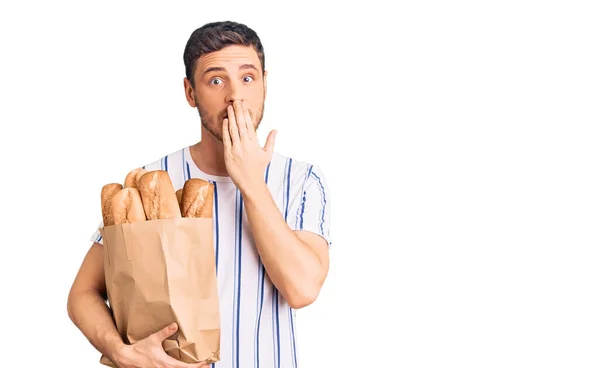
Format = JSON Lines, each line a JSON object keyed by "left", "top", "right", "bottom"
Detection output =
{"left": 153, "top": 322, "right": 178, "bottom": 342}
{"left": 242, "top": 102, "right": 256, "bottom": 141}
{"left": 222, "top": 118, "right": 232, "bottom": 148}
{"left": 184, "top": 362, "right": 209, "bottom": 368}
{"left": 233, "top": 100, "right": 248, "bottom": 139}
{"left": 227, "top": 105, "right": 240, "bottom": 143}
{"left": 161, "top": 354, "right": 209, "bottom": 368}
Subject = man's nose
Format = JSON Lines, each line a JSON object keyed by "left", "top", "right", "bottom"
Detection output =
{"left": 226, "top": 80, "right": 244, "bottom": 103}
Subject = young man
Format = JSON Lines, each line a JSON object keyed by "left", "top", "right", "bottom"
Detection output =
{"left": 67, "top": 21, "right": 332, "bottom": 368}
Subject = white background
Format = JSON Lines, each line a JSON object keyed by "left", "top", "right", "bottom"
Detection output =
{"left": 0, "top": 0, "right": 599, "bottom": 367}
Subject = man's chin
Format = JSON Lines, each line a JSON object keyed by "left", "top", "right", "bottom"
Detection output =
{"left": 211, "top": 130, "right": 224, "bottom": 143}
{"left": 200, "top": 121, "right": 224, "bottom": 142}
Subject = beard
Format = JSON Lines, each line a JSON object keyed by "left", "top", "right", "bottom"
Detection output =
{"left": 195, "top": 97, "right": 265, "bottom": 143}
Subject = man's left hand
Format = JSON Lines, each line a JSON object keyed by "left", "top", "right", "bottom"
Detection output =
{"left": 222, "top": 100, "right": 276, "bottom": 194}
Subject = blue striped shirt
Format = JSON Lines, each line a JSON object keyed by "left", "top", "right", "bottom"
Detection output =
{"left": 90, "top": 146, "right": 332, "bottom": 368}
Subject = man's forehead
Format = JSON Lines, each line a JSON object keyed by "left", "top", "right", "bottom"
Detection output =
{"left": 197, "top": 45, "right": 260, "bottom": 71}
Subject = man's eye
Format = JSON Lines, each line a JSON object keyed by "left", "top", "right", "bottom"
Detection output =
{"left": 210, "top": 78, "right": 223, "bottom": 85}
{"left": 243, "top": 76, "right": 254, "bottom": 83}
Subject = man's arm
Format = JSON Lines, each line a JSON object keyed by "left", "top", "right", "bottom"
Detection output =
{"left": 68, "top": 242, "right": 210, "bottom": 368}
{"left": 67, "top": 242, "right": 125, "bottom": 363}
{"left": 242, "top": 184, "right": 329, "bottom": 309}
{"left": 221, "top": 100, "right": 331, "bottom": 309}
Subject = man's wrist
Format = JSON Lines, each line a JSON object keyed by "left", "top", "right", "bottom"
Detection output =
{"left": 104, "top": 333, "right": 129, "bottom": 364}
{"left": 240, "top": 181, "right": 270, "bottom": 204}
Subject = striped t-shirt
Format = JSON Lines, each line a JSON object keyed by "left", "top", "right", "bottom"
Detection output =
{"left": 90, "top": 145, "right": 332, "bottom": 368}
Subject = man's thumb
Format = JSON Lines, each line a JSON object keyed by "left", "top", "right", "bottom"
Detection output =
{"left": 263, "top": 130, "right": 277, "bottom": 155}
{"left": 156, "top": 322, "right": 178, "bottom": 340}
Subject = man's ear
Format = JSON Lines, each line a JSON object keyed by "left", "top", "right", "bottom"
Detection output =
{"left": 184, "top": 77, "right": 197, "bottom": 107}
{"left": 263, "top": 70, "right": 268, "bottom": 98}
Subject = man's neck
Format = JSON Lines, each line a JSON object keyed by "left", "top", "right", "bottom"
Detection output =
{"left": 189, "top": 128, "right": 229, "bottom": 177}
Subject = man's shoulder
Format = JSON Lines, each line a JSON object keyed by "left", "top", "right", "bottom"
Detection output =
{"left": 140, "top": 146, "right": 187, "bottom": 172}
{"left": 271, "top": 151, "right": 320, "bottom": 172}
{"left": 270, "top": 151, "right": 328, "bottom": 185}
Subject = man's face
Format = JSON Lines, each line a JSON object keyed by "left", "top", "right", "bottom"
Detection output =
{"left": 185, "top": 45, "right": 267, "bottom": 142}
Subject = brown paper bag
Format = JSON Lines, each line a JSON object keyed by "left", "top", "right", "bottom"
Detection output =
{"left": 98, "top": 217, "right": 220, "bottom": 366}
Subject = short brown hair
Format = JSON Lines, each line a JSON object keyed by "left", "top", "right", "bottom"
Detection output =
{"left": 183, "top": 21, "right": 265, "bottom": 87}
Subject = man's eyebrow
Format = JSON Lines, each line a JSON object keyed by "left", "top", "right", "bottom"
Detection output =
{"left": 203, "top": 66, "right": 226, "bottom": 75}
{"left": 203, "top": 64, "right": 259, "bottom": 75}
{"left": 239, "top": 64, "right": 259, "bottom": 72}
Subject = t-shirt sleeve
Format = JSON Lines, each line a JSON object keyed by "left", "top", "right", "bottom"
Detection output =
{"left": 90, "top": 219, "right": 104, "bottom": 245}
{"left": 288, "top": 164, "right": 333, "bottom": 248}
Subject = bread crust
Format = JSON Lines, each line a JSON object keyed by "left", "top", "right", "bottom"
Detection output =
{"left": 137, "top": 170, "right": 182, "bottom": 220}
{"left": 175, "top": 189, "right": 183, "bottom": 211}
{"left": 101, "top": 183, "right": 123, "bottom": 226}
{"left": 124, "top": 168, "right": 147, "bottom": 188}
{"left": 181, "top": 178, "right": 214, "bottom": 218}
{"left": 134, "top": 169, "right": 148, "bottom": 187}
{"left": 110, "top": 187, "right": 147, "bottom": 224}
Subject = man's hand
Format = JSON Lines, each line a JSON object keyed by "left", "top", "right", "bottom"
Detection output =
{"left": 222, "top": 100, "right": 276, "bottom": 194}
{"left": 114, "top": 323, "right": 208, "bottom": 368}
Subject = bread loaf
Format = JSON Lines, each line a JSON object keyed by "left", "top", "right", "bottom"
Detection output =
{"left": 110, "top": 187, "right": 147, "bottom": 224}
{"left": 181, "top": 178, "right": 214, "bottom": 218}
{"left": 101, "top": 183, "right": 123, "bottom": 226}
{"left": 137, "top": 170, "right": 182, "bottom": 220}
{"left": 124, "top": 168, "right": 148, "bottom": 188}
{"left": 175, "top": 189, "right": 183, "bottom": 209}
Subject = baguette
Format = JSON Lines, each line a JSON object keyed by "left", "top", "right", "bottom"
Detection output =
{"left": 181, "top": 178, "right": 214, "bottom": 218}
{"left": 101, "top": 183, "right": 123, "bottom": 226}
{"left": 175, "top": 189, "right": 183, "bottom": 209}
{"left": 110, "top": 187, "right": 147, "bottom": 224}
{"left": 124, "top": 168, "right": 148, "bottom": 188}
{"left": 137, "top": 170, "right": 182, "bottom": 220}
